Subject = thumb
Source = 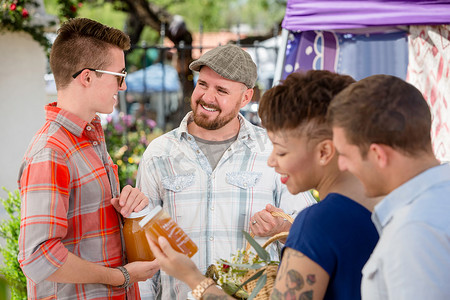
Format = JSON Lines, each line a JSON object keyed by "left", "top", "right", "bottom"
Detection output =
{"left": 158, "top": 236, "right": 177, "bottom": 255}
{"left": 265, "top": 204, "right": 280, "bottom": 212}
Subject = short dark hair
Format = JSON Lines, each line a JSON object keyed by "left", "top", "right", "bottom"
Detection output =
{"left": 50, "top": 18, "right": 130, "bottom": 89}
{"left": 327, "top": 74, "right": 433, "bottom": 157}
{"left": 258, "top": 70, "right": 355, "bottom": 141}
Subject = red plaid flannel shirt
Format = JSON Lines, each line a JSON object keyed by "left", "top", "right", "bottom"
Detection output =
{"left": 18, "top": 103, "right": 140, "bottom": 299}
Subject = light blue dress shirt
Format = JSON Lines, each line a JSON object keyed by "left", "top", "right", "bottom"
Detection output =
{"left": 362, "top": 163, "right": 450, "bottom": 299}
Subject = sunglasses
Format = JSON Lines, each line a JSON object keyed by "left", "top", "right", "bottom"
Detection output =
{"left": 72, "top": 68, "right": 127, "bottom": 87}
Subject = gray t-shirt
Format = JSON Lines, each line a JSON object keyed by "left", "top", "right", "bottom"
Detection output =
{"left": 193, "top": 134, "right": 238, "bottom": 170}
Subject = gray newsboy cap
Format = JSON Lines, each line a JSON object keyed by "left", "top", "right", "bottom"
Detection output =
{"left": 189, "top": 44, "right": 257, "bottom": 88}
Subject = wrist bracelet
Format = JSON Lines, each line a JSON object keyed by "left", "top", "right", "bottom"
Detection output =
{"left": 116, "top": 266, "right": 130, "bottom": 289}
{"left": 192, "top": 277, "right": 215, "bottom": 299}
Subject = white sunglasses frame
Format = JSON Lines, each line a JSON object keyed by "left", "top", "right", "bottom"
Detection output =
{"left": 72, "top": 68, "right": 127, "bottom": 87}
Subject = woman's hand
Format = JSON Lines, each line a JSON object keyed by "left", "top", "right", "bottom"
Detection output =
{"left": 147, "top": 235, "right": 205, "bottom": 288}
{"left": 148, "top": 235, "right": 233, "bottom": 299}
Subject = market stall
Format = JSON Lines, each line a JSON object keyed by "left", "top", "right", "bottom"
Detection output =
{"left": 274, "top": 0, "right": 450, "bottom": 161}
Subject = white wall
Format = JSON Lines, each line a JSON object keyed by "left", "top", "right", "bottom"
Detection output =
{"left": 0, "top": 31, "right": 48, "bottom": 205}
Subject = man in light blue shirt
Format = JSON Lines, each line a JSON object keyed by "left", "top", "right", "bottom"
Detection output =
{"left": 328, "top": 74, "right": 450, "bottom": 299}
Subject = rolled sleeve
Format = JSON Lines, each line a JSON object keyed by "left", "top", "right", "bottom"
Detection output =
{"left": 18, "top": 148, "right": 70, "bottom": 283}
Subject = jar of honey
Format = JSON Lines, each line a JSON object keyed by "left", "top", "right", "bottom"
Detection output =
{"left": 139, "top": 205, "right": 198, "bottom": 258}
{"left": 123, "top": 206, "right": 155, "bottom": 262}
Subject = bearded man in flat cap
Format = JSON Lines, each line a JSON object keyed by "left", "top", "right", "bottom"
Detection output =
{"left": 136, "top": 44, "right": 316, "bottom": 299}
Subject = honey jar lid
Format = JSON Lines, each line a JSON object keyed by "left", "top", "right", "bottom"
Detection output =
{"left": 139, "top": 205, "right": 162, "bottom": 228}
{"left": 127, "top": 206, "right": 151, "bottom": 219}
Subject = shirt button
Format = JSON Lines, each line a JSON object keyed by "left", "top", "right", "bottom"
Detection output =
{"left": 176, "top": 186, "right": 180, "bottom": 190}
{"left": 188, "top": 137, "right": 191, "bottom": 141}
{"left": 86, "top": 126, "right": 92, "bottom": 131}
{"left": 243, "top": 183, "right": 247, "bottom": 187}
{"left": 93, "top": 141, "right": 98, "bottom": 146}
{"left": 196, "top": 150, "right": 200, "bottom": 154}
{"left": 209, "top": 236, "right": 214, "bottom": 241}
{"left": 228, "top": 148, "right": 232, "bottom": 151}
{"left": 210, "top": 206, "right": 214, "bottom": 211}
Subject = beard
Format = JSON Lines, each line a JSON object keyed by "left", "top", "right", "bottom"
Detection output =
{"left": 192, "top": 98, "right": 241, "bottom": 130}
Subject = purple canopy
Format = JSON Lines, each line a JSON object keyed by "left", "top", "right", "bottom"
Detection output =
{"left": 282, "top": 0, "right": 450, "bottom": 31}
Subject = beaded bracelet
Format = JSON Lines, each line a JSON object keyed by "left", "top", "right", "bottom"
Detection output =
{"left": 191, "top": 277, "right": 215, "bottom": 299}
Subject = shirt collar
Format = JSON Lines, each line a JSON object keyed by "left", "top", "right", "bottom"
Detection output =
{"left": 176, "top": 111, "right": 193, "bottom": 138}
{"left": 372, "top": 163, "right": 450, "bottom": 233}
{"left": 45, "top": 102, "right": 101, "bottom": 138}
{"left": 175, "top": 112, "right": 257, "bottom": 148}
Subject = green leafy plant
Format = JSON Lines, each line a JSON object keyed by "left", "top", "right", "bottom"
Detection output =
{"left": 0, "top": 275, "right": 9, "bottom": 300}
{"left": 206, "top": 231, "right": 279, "bottom": 299}
{"left": 0, "top": 188, "right": 27, "bottom": 300}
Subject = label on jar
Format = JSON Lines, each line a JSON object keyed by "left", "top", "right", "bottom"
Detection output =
{"left": 162, "top": 219, "right": 192, "bottom": 251}
{"left": 141, "top": 205, "right": 198, "bottom": 258}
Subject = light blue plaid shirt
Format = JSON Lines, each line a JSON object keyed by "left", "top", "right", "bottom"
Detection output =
{"left": 136, "top": 112, "right": 316, "bottom": 299}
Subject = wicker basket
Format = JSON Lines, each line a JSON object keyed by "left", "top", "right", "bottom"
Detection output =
{"left": 241, "top": 211, "right": 294, "bottom": 299}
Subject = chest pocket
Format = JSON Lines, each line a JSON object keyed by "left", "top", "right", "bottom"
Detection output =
{"left": 226, "top": 171, "right": 262, "bottom": 189}
{"left": 161, "top": 173, "right": 195, "bottom": 192}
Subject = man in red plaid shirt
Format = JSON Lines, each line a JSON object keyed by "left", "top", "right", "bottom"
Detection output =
{"left": 17, "top": 18, "right": 159, "bottom": 299}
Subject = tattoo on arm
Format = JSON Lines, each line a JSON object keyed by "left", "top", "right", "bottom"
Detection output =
{"left": 279, "top": 248, "right": 305, "bottom": 281}
{"left": 306, "top": 274, "right": 316, "bottom": 285}
{"left": 285, "top": 269, "right": 304, "bottom": 290}
{"left": 270, "top": 288, "right": 283, "bottom": 300}
{"left": 274, "top": 249, "right": 319, "bottom": 300}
